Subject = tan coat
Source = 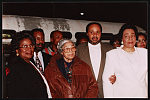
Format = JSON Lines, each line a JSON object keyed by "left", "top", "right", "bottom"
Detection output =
{"left": 44, "top": 54, "right": 98, "bottom": 98}
{"left": 76, "top": 42, "right": 113, "bottom": 98}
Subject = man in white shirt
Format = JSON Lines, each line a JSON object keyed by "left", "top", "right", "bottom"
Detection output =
{"left": 76, "top": 22, "right": 115, "bottom": 98}
{"left": 31, "top": 28, "right": 51, "bottom": 72}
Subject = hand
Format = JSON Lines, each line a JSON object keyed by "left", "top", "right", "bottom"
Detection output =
{"left": 109, "top": 74, "right": 116, "bottom": 84}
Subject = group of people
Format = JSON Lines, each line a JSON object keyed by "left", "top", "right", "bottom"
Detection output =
{"left": 4, "top": 22, "right": 148, "bottom": 98}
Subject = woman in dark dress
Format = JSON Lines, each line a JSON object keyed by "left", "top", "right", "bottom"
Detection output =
{"left": 6, "top": 31, "right": 50, "bottom": 98}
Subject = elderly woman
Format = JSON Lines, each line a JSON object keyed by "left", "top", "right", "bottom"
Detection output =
{"left": 44, "top": 39, "right": 98, "bottom": 98}
{"left": 102, "top": 24, "right": 148, "bottom": 98}
{"left": 6, "top": 31, "right": 51, "bottom": 98}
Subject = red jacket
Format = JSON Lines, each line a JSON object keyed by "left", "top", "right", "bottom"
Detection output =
{"left": 44, "top": 54, "right": 98, "bottom": 98}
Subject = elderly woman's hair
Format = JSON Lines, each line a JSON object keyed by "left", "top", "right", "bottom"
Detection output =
{"left": 10, "top": 30, "right": 35, "bottom": 54}
{"left": 57, "top": 39, "right": 75, "bottom": 53}
{"left": 118, "top": 23, "right": 138, "bottom": 39}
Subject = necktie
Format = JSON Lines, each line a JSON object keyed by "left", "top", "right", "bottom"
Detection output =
{"left": 36, "top": 52, "right": 44, "bottom": 74}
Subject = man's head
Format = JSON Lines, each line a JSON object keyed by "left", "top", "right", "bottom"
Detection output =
{"left": 31, "top": 28, "right": 45, "bottom": 52}
{"left": 50, "top": 30, "right": 63, "bottom": 46}
{"left": 86, "top": 22, "right": 102, "bottom": 45}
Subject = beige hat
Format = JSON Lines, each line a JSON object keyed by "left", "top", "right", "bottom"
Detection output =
{"left": 57, "top": 39, "right": 75, "bottom": 53}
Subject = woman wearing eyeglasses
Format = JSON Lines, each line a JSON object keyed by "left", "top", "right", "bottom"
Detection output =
{"left": 5, "top": 31, "right": 51, "bottom": 98}
{"left": 44, "top": 39, "right": 98, "bottom": 98}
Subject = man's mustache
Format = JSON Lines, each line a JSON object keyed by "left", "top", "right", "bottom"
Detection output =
{"left": 37, "top": 43, "right": 44, "bottom": 46}
{"left": 92, "top": 37, "right": 98, "bottom": 40}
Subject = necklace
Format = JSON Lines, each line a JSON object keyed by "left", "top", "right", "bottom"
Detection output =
{"left": 64, "top": 62, "right": 72, "bottom": 84}
{"left": 122, "top": 46, "right": 135, "bottom": 53}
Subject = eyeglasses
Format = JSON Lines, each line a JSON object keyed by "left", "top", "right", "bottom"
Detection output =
{"left": 19, "top": 45, "right": 35, "bottom": 49}
{"left": 63, "top": 47, "right": 76, "bottom": 53}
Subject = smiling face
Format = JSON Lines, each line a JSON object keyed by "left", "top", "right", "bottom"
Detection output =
{"left": 87, "top": 24, "right": 101, "bottom": 45}
{"left": 122, "top": 29, "right": 136, "bottom": 49}
{"left": 61, "top": 42, "right": 76, "bottom": 62}
{"left": 16, "top": 38, "right": 34, "bottom": 62}
{"left": 137, "top": 35, "right": 147, "bottom": 48}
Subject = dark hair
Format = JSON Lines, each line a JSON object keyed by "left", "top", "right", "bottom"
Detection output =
{"left": 50, "top": 30, "right": 62, "bottom": 38}
{"left": 10, "top": 30, "right": 35, "bottom": 54}
{"left": 75, "top": 32, "right": 89, "bottom": 46}
{"left": 137, "top": 32, "right": 147, "bottom": 41}
{"left": 31, "top": 28, "right": 44, "bottom": 36}
{"left": 118, "top": 23, "right": 138, "bottom": 39}
{"left": 86, "top": 22, "right": 102, "bottom": 33}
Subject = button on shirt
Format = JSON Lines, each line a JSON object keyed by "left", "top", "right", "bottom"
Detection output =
{"left": 88, "top": 42, "right": 101, "bottom": 80}
{"left": 34, "top": 51, "right": 45, "bottom": 71}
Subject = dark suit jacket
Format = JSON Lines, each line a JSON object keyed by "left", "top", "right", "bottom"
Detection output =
{"left": 31, "top": 52, "right": 51, "bottom": 70}
{"left": 76, "top": 42, "right": 113, "bottom": 98}
{"left": 6, "top": 55, "right": 48, "bottom": 98}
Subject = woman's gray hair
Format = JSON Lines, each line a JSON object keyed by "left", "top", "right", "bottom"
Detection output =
{"left": 57, "top": 39, "right": 75, "bottom": 53}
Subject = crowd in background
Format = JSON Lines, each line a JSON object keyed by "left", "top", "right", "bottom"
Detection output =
{"left": 2, "top": 22, "right": 148, "bottom": 98}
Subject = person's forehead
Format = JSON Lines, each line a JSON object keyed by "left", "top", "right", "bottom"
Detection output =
{"left": 123, "top": 29, "right": 135, "bottom": 32}
{"left": 80, "top": 38, "right": 88, "bottom": 41}
{"left": 34, "top": 31, "right": 43, "bottom": 36}
{"left": 20, "top": 38, "right": 31, "bottom": 44}
{"left": 54, "top": 32, "right": 62, "bottom": 36}
{"left": 139, "top": 35, "right": 145, "bottom": 38}
{"left": 123, "top": 29, "right": 135, "bottom": 35}
{"left": 89, "top": 24, "right": 100, "bottom": 28}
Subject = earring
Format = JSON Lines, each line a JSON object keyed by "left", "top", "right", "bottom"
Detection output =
{"left": 16, "top": 52, "right": 19, "bottom": 56}
{"left": 121, "top": 41, "right": 123, "bottom": 45}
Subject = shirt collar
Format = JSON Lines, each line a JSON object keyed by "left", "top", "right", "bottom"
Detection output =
{"left": 34, "top": 51, "right": 42, "bottom": 57}
{"left": 88, "top": 42, "right": 101, "bottom": 47}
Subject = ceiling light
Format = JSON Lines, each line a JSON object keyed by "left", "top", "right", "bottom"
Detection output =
{"left": 80, "top": 12, "right": 84, "bottom": 15}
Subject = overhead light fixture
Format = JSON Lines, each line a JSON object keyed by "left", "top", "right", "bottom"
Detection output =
{"left": 80, "top": 12, "right": 84, "bottom": 15}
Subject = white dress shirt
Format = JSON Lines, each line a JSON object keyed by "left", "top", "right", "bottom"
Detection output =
{"left": 88, "top": 42, "right": 101, "bottom": 80}
{"left": 33, "top": 51, "right": 45, "bottom": 71}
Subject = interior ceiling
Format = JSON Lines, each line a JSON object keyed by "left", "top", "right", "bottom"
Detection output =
{"left": 2, "top": 2, "right": 148, "bottom": 31}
